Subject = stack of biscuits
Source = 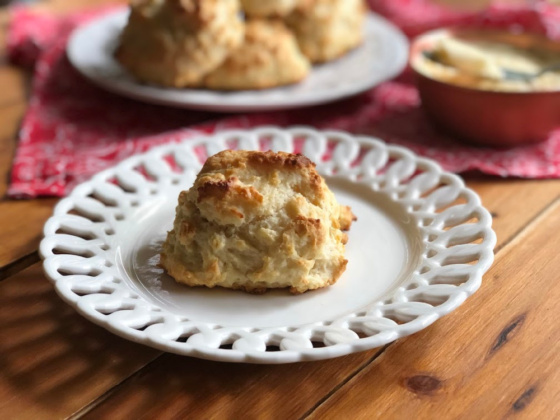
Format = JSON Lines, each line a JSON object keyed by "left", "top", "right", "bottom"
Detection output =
{"left": 116, "top": 0, "right": 367, "bottom": 90}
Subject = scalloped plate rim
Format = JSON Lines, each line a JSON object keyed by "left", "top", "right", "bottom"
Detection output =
{"left": 40, "top": 127, "right": 496, "bottom": 363}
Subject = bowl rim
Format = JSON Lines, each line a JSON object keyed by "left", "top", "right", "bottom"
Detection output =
{"left": 409, "top": 26, "right": 560, "bottom": 96}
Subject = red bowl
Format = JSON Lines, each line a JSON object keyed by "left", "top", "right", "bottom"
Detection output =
{"left": 410, "top": 28, "right": 560, "bottom": 147}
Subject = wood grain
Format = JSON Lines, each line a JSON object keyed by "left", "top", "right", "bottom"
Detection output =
{"left": 72, "top": 182, "right": 560, "bottom": 419}
{"left": 0, "top": 66, "right": 28, "bottom": 107}
{"left": 0, "top": 263, "right": 160, "bottom": 420}
{"left": 465, "top": 178, "right": 560, "bottom": 251}
{"left": 0, "top": 103, "right": 26, "bottom": 197}
{"left": 308, "top": 199, "right": 560, "bottom": 419}
{"left": 0, "top": 198, "right": 59, "bottom": 273}
{"left": 0, "top": 9, "right": 9, "bottom": 57}
{"left": 81, "top": 348, "right": 378, "bottom": 420}
{"left": 0, "top": 103, "right": 61, "bottom": 275}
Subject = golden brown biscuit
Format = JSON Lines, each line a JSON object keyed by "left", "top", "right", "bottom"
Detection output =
{"left": 203, "top": 20, "right": 311, "bottom": 90}
{"left": 161, "top": 150, "right": 355, "bottom": 294}
{"left": 240, "top": 0, "right": 298, "bottom": 17}
{"left": 115, "top": 0, "right": 244, "bottom": 87}
{"left": 287, "top": 0, "right": 366, "bottom": 63}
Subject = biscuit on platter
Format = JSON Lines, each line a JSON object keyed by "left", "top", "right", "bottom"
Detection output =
{"left": 115, "top": 0, "right": 244, "bottom": 87}
{"left": 240, "top": 0, "right": 298, "bottom": 17}
{"left": 160, "top": 150, "right": 355, "bottom": 294}
{"left": 204, "top": 20, "right": 311, "bottom": 90}
{"left": 286, "top": 0, "right": 366, "bottom": 63}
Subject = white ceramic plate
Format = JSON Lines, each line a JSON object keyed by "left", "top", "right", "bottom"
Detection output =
{"left": 66, "top": 10, "right": 409, "bottom": 112}
{"left": 40, "top": 128, "right": 496, "bottom": 363}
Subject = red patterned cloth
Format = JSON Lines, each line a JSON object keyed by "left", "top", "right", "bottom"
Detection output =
{"left": 7, "top": 1, "right": 560, "bottom": 198}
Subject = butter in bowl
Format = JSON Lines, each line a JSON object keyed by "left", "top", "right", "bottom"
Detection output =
{"left": 410, "top": 28, "right": 560, "bottom": 147}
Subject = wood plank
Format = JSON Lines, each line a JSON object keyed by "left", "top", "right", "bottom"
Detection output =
{"left": 0, "top": 179, "right": 555, "bottom": 415}
{"left": 75, "top": 183, "right": 560, "bottom": 418}
{"left": 0, "top": 198, "right": 58, "bottom": 274}
{"left": 0, "top": 9, "right": 9, "bottom": 58}
{"left": 308, "top": 199, "right": 560, "bottom": 419}
{"left": 0, "top": 251, "right": 39, "bottom": 283}
{"left": 0, "top": 66, "right": 28, "bottom": 107}
{"left": 465, "top": 178, "right": 560, "bottom": 251}
{"left": 0, "top": 102, "right": 27, "bottom": 197}
{"left": 0, "top": 263, "right": 160, "bottom": 420}
{"left": 80, "top": 348, "right": 378, "bottom": 420}
{"left": 0, "top": 103, "right": 59, "bottom": 275}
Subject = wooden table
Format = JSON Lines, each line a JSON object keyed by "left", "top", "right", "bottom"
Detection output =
{"left": 1, "top": 1, "right": 560, "bottom": 419}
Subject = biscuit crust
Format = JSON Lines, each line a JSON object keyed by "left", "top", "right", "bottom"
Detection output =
{"left": 203, "top": 20, "right": 311, "bottom": 90}
{"left": 161, "top": 150, "right": 355, "bottom": 294}
{"left": 287, "top": 0, "right": 367, "bottom": 63}
{"left": 240, "top": 0, "right": 298, "bottom": 17}
{"left": 115, "top": 0, "right": 244, "bottom": 87}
